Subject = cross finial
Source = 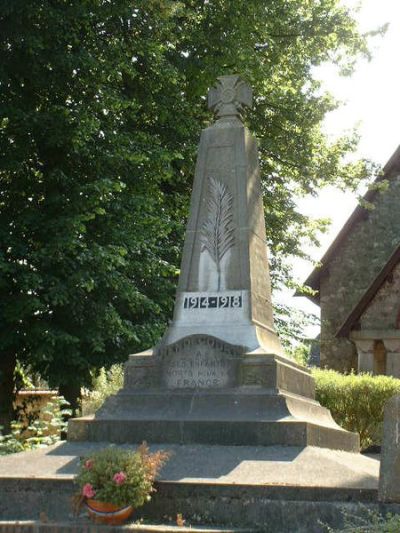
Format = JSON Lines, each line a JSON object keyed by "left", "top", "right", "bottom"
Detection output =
{"left": 208, "top": 75, "right": 252, "bottom": 122}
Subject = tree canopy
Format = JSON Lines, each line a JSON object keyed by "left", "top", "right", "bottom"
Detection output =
{"left": 0, "top": 0, "right": 380, "bottom": 427}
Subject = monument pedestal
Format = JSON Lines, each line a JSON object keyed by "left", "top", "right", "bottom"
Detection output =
{"left": 68, "top": 345, "right": 359, "bottom": 451}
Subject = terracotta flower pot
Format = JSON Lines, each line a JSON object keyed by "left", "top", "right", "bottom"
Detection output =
{"left": 86, "top": 499, "right": 134, "bottom": 525}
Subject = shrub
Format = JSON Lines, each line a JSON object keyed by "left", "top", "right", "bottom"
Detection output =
{"left": 0, "top": 425, "right": 25, "bottom": 455}
{"left": 288, "top": 342, "right": 310, "bottom": 366}
{"left": 313, "top": 369, "right": 400, "bottom": 450}
{"left": 0, "top": 396, "right": 71, "bottom": 455}
{"left": 81, "top": 365, "right": 124, "bottom": 415}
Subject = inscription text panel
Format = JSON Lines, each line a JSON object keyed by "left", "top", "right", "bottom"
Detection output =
{"left": 160, "top": 335, "right": 242, "bottom": 389}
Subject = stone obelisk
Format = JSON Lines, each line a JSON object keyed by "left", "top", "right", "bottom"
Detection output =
{"left": 161, "top": 75, "right": 283, "bottom": 356}
{"left": 68, "top": 76, "right": 359, "bottom": 452}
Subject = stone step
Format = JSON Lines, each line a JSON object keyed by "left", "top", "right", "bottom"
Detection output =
{"left": 0, "top": 473, "right": 383, "bottom": 532}
{"left": 1, "top": 482, "right": 396, "bottom": 533}
{"left": 0, "top": 521, "right": 255, "bottom": 533}
{"left": 89, "top": 389, "right": 334, "bottom": 423}
{"left": 69, "top": 417, "right": 359, "bottom": 450}
{"left": 68, "top": 390, "right": 359, "bottom": 451}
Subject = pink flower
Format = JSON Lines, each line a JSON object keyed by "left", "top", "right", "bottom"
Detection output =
{"left": 82, "top": 483, "right": 96, "bottom": 498}
{"left": 113, "top": 471, "right": 127, "bottom": 486}
{"left": 84, "top": 459, "right": 93, "bottom": 470}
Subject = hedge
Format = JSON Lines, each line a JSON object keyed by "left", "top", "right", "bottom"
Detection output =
{"left": 312, "top": 369, "right": 400, "bottom": 450}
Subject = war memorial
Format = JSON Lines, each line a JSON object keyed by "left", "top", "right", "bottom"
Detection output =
{"left": 0, "top": 76, "right": 399, "bottom": 532}
{"left": 68, "top": 75, "right": 358, "bottom": 451}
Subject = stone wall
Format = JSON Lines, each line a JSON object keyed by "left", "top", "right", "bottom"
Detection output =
{"left": 360, "top": 261, "right": 400, "bottom": 330}
{"left": 320, "top": 173, "right": 400, "bottom": 370}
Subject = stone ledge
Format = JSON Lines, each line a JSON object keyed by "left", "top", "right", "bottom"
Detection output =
{"left": 0, "top": 442, "right": 377, "bottom": 488}
{"left": 0, "top": 442, "right": 383, "bottom": 531}
{"left": 123, "top": 352, "right": 315, "bottom": 400}
{"left": 0, "top": 521, "right": 255, "bottom": 533}
{"left": 1, "top": 478, "right": 399, "bottom": 533}
{"left": 68, "top": 418, "right": 359, "bottom": 451}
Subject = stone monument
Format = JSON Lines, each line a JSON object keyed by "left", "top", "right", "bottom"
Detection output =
{"left": 379, "top": 395, "right": 400, "bottom": 502}
{"left": 68, "top": 75, "right": 358, "bottom": 451}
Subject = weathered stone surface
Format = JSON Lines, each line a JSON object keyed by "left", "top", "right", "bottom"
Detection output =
{"left": 123, "top": 341, "right": 316, "bottom": 394}
{"left": 0, "top": 442, "right": 378, "bottom": 488}
{"left": 160, "top": 335, "right": 243, "bottom": 389}
{"left": 379, "top": 395, "right": 400, "bottom": 502}
{"left": 360, "top": 261, "right": 400, "bottom": 330}
{"left": 160, "top": 76, "right": 282, "bottom": 355}
{"left": 123, "top": 351, "right": 161, "bottom": 389}
{"left": 0, "top": 441, "right": 387, "bottom": 532}
{"left": 7, "top": 503, "right": 400, "bottom": 533}
{"left": 123, "top": 349, "right": 316, "bottom": 396}
{"left": 239, "top": 354, "right": 315, "bottom": 398}
{"left": 3, "top": 475, "right": 395, "bottom": 533}
{"left": 353, "top": 338, "right": 375, "bottom": 373}
{"left": 208, "top": 74, "right": 252, "bottom": 121}
{"left": 68, "top": 384, "right": 359, "bottom": 451}
{"left": 69, "top": 417, "right": 359, "bottom": 450}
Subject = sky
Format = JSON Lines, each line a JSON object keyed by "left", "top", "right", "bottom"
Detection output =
{"left": 286, "top": 0, "right": 400, "bottom": 330}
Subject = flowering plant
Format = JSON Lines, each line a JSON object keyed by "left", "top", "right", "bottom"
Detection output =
{"left": 75, "top": 444, "right": 169, "bottom": 509}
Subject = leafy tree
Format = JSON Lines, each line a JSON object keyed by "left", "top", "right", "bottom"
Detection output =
{"left": 0, "top": 1, "right": 185, "bottom": 427}
{"left": 0, "top": 0, "right": 381, "bottom": 430}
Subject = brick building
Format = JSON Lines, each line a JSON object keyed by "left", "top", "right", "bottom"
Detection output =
{"left": 302, "top": 146, "right": 400, "bottom": 377}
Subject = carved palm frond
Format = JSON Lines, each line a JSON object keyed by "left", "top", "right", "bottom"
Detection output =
{"left": 200, "top": 177, "right": 235, "bottom": 271}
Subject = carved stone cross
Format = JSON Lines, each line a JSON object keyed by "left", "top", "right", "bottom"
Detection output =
{"left": 208, "top": 75, "right": 252, "bottom": 121}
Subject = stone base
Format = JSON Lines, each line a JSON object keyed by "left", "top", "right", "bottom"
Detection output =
{"left": 123, "top": 348, "right": 316, "bottom": 398}
{"left": 68, "top": 389, "right": 359, "bottom": 451}
{"left": 68, "top": 348, "right": 359, "bottom": 452}
{"left": 0, "top": 441, "right": 389, "bottom": 533}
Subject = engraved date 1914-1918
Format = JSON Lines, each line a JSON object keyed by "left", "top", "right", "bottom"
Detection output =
{"left": 183, "top": 294, "right": 242, "bottom": 309}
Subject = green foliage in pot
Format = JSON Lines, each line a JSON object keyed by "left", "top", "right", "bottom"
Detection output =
{"left": 75, "top": 445, "right": 169, "bottom": 509}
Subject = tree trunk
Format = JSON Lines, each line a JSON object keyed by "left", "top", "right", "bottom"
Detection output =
{"left": 59, "top": 381, "right": 82, "bottom": 440}
{"left": 59, "top": 381, "right": 82, "bottom": 417}
{"left": 0, "top": 352, "right": 17, "bottom": 434}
